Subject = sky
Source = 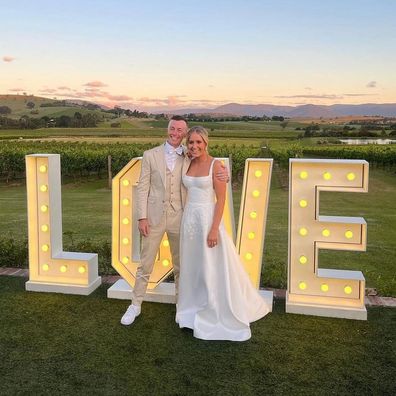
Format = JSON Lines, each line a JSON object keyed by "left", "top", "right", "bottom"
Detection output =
{"left": 1, "top": 0, "right": 395, "bottom": 111}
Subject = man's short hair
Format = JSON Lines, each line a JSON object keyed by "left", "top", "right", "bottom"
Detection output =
{"left": 170, "top": 115, "right": 188, "bottom": 124}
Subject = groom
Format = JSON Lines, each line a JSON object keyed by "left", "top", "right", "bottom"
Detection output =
{"left": 121, "top": 115, "right": 227, "bottom": 325}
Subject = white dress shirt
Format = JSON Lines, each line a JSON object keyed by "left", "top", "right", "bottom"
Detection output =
{"left": 164, "top": 141, "right": 183, "bottom": 172}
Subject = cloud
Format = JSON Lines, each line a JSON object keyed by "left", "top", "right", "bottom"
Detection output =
{"left": 8, "top": 87, "right": 25, "bottom": 92}
{"left": 57, "top": 86, "right": 71, "bottom": 90}
{"left": 343, "top": 93, "right": 376, "bottom": 97}
{"left": 3, "top": 56, "right": 15, "bottom": 62}
{"left": 39, "top": 88, "right": 58, "bottom": 94}
{"left": 274, "top": 94, "right": 343, "bottom": 99}
{"left": 304, "top": 87, "right": 312, "bottom": 91}
{"left": 84, "top": 80, "right": 107, "bottom": 88}
{"left": 366, "top": 81, "right": 377, "bottom": 88}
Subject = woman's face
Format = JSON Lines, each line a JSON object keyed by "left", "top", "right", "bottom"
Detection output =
{"left": 187, "top": 132, "right": 207, "bottom": 158}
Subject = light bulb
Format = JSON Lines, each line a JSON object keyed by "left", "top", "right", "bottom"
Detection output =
{"left": 347, "top": 172, "right": 356, "bottom": 181}
{"left": 322, "top": 229, "right": 330, "bottom": 237}
{"left": 299, "top": 199, "right": 308, "bottom": 208}
{"left": 299, "top": 281, "right": 307, "bottom": 290}
{"left": 299, "top": 227, "right": 308, "bottom": 236}
{"left": 299, "top": 171, "right": 308, "bottom": 180}
{"left": 321, "top": 284, "right": 329, "bottom": 292}
{"left": 249, "top": 211, "right": 257, "bottom": 219}
{"left": 299, "top": 255, "right": 307, "bottom": 264}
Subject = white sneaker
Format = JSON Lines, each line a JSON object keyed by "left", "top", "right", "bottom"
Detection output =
{"left": 121, "top": 304, "right": 141, "bottom": 325}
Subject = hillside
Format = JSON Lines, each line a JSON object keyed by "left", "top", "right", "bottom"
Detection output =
{"left": 0, "top": 94, "right": 107, "bottom": 120}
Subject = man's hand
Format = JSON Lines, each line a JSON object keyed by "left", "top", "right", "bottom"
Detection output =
{"left": 215, "top": 164, "right": 230, "bottom": 183}
{"left": 138, "top": 218, "right": 150, "bottom": 237}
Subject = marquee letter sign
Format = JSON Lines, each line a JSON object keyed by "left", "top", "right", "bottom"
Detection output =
{"left": 287, "top": 159, "right": 368, "bottom": 320}
{"left": 25, "top": 154, "right": 101, "bottom": 295}
{"left": 109, "top": 158, "right": 273, "bottom": 303}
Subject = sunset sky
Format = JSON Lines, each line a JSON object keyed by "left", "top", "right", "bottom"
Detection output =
{"left": 1, "top": 0, "right": 395, "bottom": 111}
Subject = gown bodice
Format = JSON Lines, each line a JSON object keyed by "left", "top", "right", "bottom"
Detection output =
{"left": 182, "top": 160, "right": 216, "bottom": 205}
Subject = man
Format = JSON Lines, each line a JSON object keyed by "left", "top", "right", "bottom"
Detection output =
{"left": 121, "top": 115, "right": 227, "bottom": 325}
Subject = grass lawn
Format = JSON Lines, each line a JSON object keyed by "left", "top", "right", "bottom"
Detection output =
{"left": 0, "top": 276, "right": 395, "bottom": 395}
{"left": 0, "top": 167, "right": 395, "bottom": 295}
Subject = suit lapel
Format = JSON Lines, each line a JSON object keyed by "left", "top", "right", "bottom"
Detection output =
{"left": 154, "top": 145, "right": 166, "bottom": 187}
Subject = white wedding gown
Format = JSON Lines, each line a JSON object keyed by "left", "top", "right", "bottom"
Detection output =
{"left": 176, "top": 160, "right": 270, "bottom": 341}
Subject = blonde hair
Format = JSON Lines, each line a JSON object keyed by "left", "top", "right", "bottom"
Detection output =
{"left": 187, "top": 126, "right": 209, "bottom": 149}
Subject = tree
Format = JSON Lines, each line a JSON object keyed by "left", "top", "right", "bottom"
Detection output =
{"left": 0, "top": 106, "right": 12, "bottom": 115}
{"left": 280, "top": 121, "right": 289, "bottom": 130}
{"left": 26, "top": 101, "right": 35, "bottom": 109}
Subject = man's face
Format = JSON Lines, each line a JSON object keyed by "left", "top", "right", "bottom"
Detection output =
{"left": 167, "top": 120, "right": 187, "bottom": 148}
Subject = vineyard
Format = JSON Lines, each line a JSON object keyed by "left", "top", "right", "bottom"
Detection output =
{"left": 0, "top": 141, "right": 262, "bottom": 182}
{"left": 268, "top": 142, "right": 396, "bottom": 168}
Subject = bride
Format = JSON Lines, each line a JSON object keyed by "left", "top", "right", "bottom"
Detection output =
{"left": 176, "top": 126, "right": 271, "bottom": 341}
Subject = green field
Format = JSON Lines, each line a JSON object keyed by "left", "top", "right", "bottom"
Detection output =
{"left": 1, "top": 166, "right": 395, "bottom": 296}
{"left": 0, "top": 276, "right": 395, "bottom": 395}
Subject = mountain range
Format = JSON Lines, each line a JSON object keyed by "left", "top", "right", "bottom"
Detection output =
{"left": 165, "top": 103, "right": 396, "bottom": 118}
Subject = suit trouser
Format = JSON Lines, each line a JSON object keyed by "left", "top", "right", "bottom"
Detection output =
{"left": 132, "top": 206, "right": 182, "bottom": 306}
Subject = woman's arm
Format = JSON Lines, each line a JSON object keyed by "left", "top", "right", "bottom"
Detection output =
{"left": 207, "top": 160, "right": 227, "bottom": 248}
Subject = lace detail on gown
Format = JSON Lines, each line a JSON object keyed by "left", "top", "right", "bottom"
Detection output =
{"left": 176, "top": 159, "right": 270, "bottom": 341}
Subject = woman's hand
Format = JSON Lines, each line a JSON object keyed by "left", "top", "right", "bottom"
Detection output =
{"left": 207, "top": 228, "right": 219, "bottom": 248}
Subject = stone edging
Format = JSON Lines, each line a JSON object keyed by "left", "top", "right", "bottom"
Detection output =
{"left": 1, "top": 267, "right": 395, "bottom": 308}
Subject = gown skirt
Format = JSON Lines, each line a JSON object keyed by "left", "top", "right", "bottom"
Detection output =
{"left": 176, "top": 165, "right": 270, "bottom": 341}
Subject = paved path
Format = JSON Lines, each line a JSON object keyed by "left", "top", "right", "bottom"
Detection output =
{"left": 1, "top": 267, "right": 395, "bottom": 308}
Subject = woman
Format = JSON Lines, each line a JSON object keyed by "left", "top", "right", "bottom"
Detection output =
{"left": 176, "top": 126, "right": 270, "bottom": 341}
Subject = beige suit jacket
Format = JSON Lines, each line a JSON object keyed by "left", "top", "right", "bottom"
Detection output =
{"left": 137, "top": 144, "right": 190, "bottom": 226}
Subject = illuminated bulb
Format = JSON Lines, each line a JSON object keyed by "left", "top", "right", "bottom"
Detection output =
{"left": 162, "top": 240, "right": 170, "bottom": 247}
{"left": 299, "top": 281, "right": 307, "bottom": 290}
{"left": 299, "top": 255, "right": 307, "bottom": 264}
{"left": 344, "top": 286, "right": 352, "bottom": 295}
{"left": 299, "top": 171, "right": 308, "bottom": 180}
{"left": 60, "top": 265, "right": 67, "bottom": 273}
{"left": 122, "top": 179, "right": 130, "bottom": 186}
{"left": 40, "top": 184, "right": 48, "bottom": 192}
{"left": 254, "top": 170, "right": 262, "bottom": 178}
{"left": 40, "top": 205, "right": 48, "bottom": 213}
{"left": 322, "top": 229, "right": 330, "bottom": 237}
{"left": 42, "top": 264, "right": 49, "bottom": 271}
{"left": 122, "top": 237, "right": 129, "bottom": 245}
{"left": 122, "top": 256, "right": 129, "bottom": 264}
{"left": 245, "top": 253, "right": 253, "bottom": 261}
{"left": 78, "top": 266, "right": 86, "bottom": 274}
{"left": 321, "top": 283, "right": 329, "bottom": 292}
{"left": 252, "top": 190, "right": 260, "bottom": 198}
{"left": 299, "top": 227, "right": 308, "bottom": 236}
{"left": 122, "top": 198, "right": 130, "bottom": 206}
{"left": 122, "top": 217, "right": 129, "bottom": 225}
{"left": 248, "top": 232, "right": 255, "bottom": 240}
{"left": 347, "top": 172, "right": 356, "bottom": 181}
{"left": 39, "top": 165, "right": 47, "bottom": 173}
{"left": 249, "top": 211, "right": 257, "bottom": 219}
{"left": 41, "top": 244, "right": 49, "bottom": 252}
{"left": 345, "top": 230, "right": 353, "bottom": 239}
{"left": 299, "top": 199, "right": 308, "bottom": 208}
{"left": 323, "top": 172, "right": 332, "bottom": 180}
{"left": 41, "top": 224, "right": 49, "bottom": 232}
{"left": 162, "top": 259, "right": 170, "bottom": 267}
